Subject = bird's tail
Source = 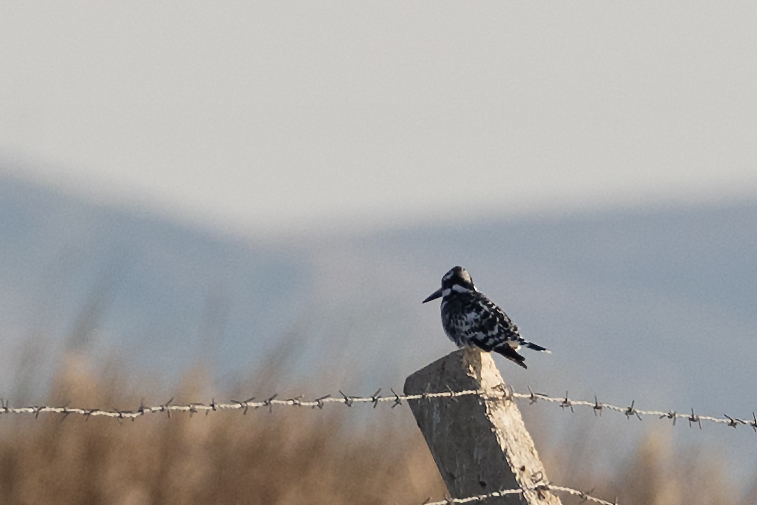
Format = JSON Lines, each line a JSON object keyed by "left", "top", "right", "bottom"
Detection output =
{"left": 493, "top": 345, "right": 527, "bottom": 369}
{"left": 523, "top": 341, "right": 550, "bottom": 353}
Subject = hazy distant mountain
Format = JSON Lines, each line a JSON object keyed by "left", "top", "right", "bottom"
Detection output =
{"left": 0, "top": 175, "right": 312, "bottom": 390}
{"left": 3, "top": 172, "right": 757, "bottom": 428}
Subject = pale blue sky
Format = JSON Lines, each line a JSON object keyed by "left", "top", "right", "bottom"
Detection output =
{"left": 2, "top": 2, "right": 756, "bottom": 236}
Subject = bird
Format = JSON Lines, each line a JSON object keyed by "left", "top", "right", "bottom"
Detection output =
{"left": 423, "top": 266, "right": 549, "bottom": 369}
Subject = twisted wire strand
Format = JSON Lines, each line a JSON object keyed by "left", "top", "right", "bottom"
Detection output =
{"left": 1, "top": 388, "right": 753, "bottom": 431}
{"left": 547, "top": 484, "right": 617, "bottom": 505}
{"left": 512, "top": 389, "right": 750, "bottom": 429}
{"left": 423, "top": 484, "right": 616, "bottom": 505}
{"left": 424, "top": 488, "right": 522, "bottom": 504}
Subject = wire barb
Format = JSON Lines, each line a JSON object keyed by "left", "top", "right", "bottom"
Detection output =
{"left": 390, "top": 388, "right": 402, "bottom": 408}
{"left": 689, "top": 408, "right": 702, "bottom": 429}
{"left": 527, "top": 386, "right": 543, "bottom": 405}
{"left": 578, "top": 487, "right": 596, "bottom": 503}
{"left": 232, "top": 397, "right": 254, "bottom": 415}
{"left": 162, "top": 397, "right": 174, "bottom": 419}
{"left": 624, "top": 401, "right": 641, "bottom": 421}
{"left": 313, "top": 394, "right": 331, "bottom": 409}
{"left": 421, "top": 384, "right": 432, "bottom": 402}
{"left": 593, "top": 396, "right": 603, "bottom": 416}
{"left": 114, "top": 408, "right": 126, "bottom": 424}
{"left": 560, "top": 392, "right": 574, "bottom": 413}
{"left": 660, "top": 410, "right": 677, "bottom": 426}
{"left": 338, "top": 390, "right": 354, "bottom": 407}
{"left": 370, "top": 389, "right": 382, "bottom": 408}
{"left": 445, "top": 385, "right": 459, "bottom": 403}
{"left": 263, "top": 394, "right": 278, "bottom": 413}
{"left": 493, "top": 383, "right": 513, "bottom": 402}
{"left": 724, "top": 414, "right": 743, "bottom": 429}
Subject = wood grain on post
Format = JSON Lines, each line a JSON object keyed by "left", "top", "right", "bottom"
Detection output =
{"left": 404, "top": 348, "right": 561, "bottom": 505}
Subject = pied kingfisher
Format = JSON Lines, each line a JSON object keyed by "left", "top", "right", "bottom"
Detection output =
{"left": 423, "top": 266, "right": 549, "bottom": 369}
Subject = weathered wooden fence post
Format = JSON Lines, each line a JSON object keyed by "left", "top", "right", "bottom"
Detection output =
{"left": 404, "top": 348, "right": 561, "bottom": 504}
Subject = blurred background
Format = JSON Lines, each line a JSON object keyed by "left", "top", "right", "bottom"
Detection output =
{"left": 1, "top": 2, "right": 756, "bottom": 503}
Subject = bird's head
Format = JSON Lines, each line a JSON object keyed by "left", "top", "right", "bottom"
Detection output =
{"left": 422, "top": 266, "right": 476, "bottom": 303}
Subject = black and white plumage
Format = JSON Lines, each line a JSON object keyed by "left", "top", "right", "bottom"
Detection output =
{"left": 423, "top": 266, "right": 549, "bottom": 369}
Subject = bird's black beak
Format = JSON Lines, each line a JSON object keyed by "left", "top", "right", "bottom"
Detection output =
{"left": 422, "top": 288, "right": 443, "bottom": 304}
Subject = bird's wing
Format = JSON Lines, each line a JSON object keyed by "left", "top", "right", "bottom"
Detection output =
{"left": 463, "top": 292, "right": 523, "bottom": 349}
{"left": 479, "top": 293, "right": 521, "bottom": 333}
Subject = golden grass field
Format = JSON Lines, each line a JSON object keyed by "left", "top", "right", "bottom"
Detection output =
{"left": 0, "top": 350, "right": 754, "bottom": 505}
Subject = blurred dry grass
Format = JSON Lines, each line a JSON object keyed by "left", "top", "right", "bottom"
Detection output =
{"left": 0, "top": 351, "right": 446, "bottom": 505}
{"left": 1, "top": 350, "right": 755, "bottom": 505}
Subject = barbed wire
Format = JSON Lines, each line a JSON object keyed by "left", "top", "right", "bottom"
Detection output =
{"left": 546, "top": 484, "right": 617, "bottom": 505}
{"left": 1, "top": 387, "right": 755, "bottom": 432}
{"left": 424, "top": 488, "right": 522, "bottom": 504}
{"left": 423, "top": 483, "right": 616, "bottom": 505}
{"left": 516, "top": 388, "right": 754, "bottom": 430}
